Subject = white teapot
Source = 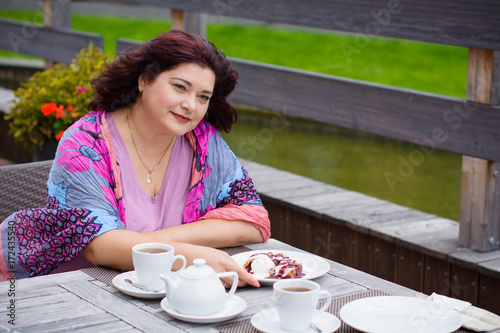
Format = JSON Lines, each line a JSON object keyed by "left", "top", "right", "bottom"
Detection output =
{"left": 160, "top": 258, "right": 238, "bottom": 316}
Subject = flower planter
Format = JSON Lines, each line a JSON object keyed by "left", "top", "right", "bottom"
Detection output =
{"left": 5, "top": 45, "right": 107, "bottom": 159}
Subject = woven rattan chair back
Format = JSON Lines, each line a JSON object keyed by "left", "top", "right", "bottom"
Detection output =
{"left": 0, "top": 160, "right": 53, "bottom": 221}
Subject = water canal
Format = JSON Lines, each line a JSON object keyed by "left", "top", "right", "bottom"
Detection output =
{"left": 223, "top": 107, "right": 462, "bottom": 221}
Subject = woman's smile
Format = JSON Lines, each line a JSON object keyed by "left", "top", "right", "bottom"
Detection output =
{"left": 171, "top": 112, "right": 190, "bottom": 123}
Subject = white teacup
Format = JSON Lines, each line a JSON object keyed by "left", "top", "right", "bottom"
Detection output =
{"left": 132, "top": 243, "right": 186, "bottom": 291}
{"left": 273, "top": 279, "right": 332, "bottom": 332}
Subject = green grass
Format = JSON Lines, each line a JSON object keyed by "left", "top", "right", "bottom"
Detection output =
{"left": 0, "top": 9, "right": 468, "bottom": 98}
{"left": 208, "top": 25, "right": 468, "bottom": 98}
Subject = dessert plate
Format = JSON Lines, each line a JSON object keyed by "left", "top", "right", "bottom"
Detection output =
{"left": 231, "top": 250, "right": 330, "bottom": 285}
{"left": 161, "top": 295, "right": 246, "bottom": 323}
{"left": 251, "top": 308, "right": 340, "bottom": 333}
{"left": 340, "top": 296, "right": 463, "bottom": 333}
{"left": 112, "top": 271, "right": 166, "bottom": 299}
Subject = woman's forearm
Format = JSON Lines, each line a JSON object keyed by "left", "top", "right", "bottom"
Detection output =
{"left": 83, "top": 229, "right": 260, "bottom": 287}
{"left": 84, "top": 220, "right": 263, "bottom": 270}
{"left": 144, "top": 219, "right": 264, "bottom": 248}
{"left": 83, "top": 230, "right": 175, "bottom": 271}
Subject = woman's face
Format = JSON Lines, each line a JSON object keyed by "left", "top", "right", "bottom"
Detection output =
{"left": 137, "top": 62, "right": 215, "bottom": 137}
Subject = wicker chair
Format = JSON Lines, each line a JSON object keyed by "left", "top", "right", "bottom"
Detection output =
{"left": 0, "top": 160, "right": 53, "bottom": 221}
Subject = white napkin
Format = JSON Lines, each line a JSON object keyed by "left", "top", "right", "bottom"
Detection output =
{"left": 428, "top": 293, "right": 500, "bottom": 332}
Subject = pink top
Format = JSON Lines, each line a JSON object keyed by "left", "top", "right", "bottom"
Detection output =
{"left": 106, "top": 111, "right": 192, "bottom": 231}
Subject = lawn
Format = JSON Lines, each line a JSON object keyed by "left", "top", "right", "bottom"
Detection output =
{"left": 0, "top": 9, "right": 468, "bottom": 98}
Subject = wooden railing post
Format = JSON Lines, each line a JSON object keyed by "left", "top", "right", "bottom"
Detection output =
{"left": 459, "top": 49, "right": 500, "bottom": 251}
{"left": 184, "top": 12, "right": 207, "bottom": 37}
{"left": 42, "top": 0, "right": 71, "bottom": 69}
{"left": 170, "top": 9, "right": 207, "bottom": 37}
{"left": 171, "top": 9, "right": 184, "bottom": 31}
{"left": 42, "top": 0, "right": 53, "bottom": 69}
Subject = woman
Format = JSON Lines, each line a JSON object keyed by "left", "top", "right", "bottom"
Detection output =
{"left": 0, "top": 30, "right": 270, "bottom": 287}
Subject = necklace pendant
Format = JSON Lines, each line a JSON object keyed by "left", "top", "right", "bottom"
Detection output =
{"left": 147, "top": 173, "right": 153, "bottom": 184}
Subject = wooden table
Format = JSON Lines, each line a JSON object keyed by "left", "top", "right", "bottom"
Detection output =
{"left": 0, "top": 239, "right": 472, "bottom": 332}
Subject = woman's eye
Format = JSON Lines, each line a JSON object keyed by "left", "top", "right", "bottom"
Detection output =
{"left": 200, "top": 95, "right": 210, "bottom": 102}
{"left": 174, "top": 84, "right": 185, "bottom": 90}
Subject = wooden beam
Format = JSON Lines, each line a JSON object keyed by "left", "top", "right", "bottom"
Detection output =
{"left": 459, "top": 49, "right": 500, "bottom": 251}
{"left": 42, "top": 0, "right": 70, "bottom": 68}
{"left": 51, "top": 0, "right": 72, "bottom": 29}
{"left": 42, "top": 0, "right": 54, "bottom": 69}
{"left": 184, "top": 12, "right": 207, "bottom": 37}
{"left": 229, "top": 58, "right": 500, "bottom": 162}
{"left": 171, "top": 9, "right": 184, "bottom": 30}
{"left": 43, "top": 0, "right": 53, "bottom": 28}
{"left": 0, "top": 19, "right": 103, "bottom": 64}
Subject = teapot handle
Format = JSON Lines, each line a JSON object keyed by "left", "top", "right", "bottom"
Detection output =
{"left": 217, "top": 271, "right": 238, "bottom": 298}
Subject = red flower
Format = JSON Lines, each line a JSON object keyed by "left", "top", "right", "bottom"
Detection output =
{"left": 54, "top": 105, "right": 65, "bottom": 119}
{"left": 41, "top": 103, "right": 58, "bottom": 116}
{"left": 67, "top": 105, "right": 74, "bottom": 111}
{"left": 56, "top": 130, "right": 64, "bottom": 141}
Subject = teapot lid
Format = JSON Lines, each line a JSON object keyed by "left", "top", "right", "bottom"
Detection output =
{"left": 183, "top": 258, "right": 215, "bottom": 277}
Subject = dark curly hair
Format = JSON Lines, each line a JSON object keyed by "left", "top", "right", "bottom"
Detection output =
{"left": 88, "top": 30, "right": 238, "bottom": 132}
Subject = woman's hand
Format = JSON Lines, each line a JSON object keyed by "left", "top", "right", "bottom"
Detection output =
{"left": 195, "top": 246, "right": 260, "bottom": 288}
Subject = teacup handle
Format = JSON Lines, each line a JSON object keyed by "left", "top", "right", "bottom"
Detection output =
{"left": 315, "top": 290, "right": 332, "bottom": 314}
{"left": 173, "top": 254, "right": 186, "bottom": 270}
{"left": 217, "top": 271, "right": 238, "bottom": 297}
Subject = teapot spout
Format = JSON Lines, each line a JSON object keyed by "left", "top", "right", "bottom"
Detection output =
{"left": 159, "top": 272, "right": 177, "bottom": 296}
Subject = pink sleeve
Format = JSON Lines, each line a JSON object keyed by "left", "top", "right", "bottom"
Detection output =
{"left": 198, "top": 204, "right": 271, "bottom": 242}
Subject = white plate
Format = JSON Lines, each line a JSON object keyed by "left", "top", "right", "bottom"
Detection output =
{"left": 161, "top": 295, "right": 246, "bottom": 324}
{"left": 112, "top": 271, "right": 166, "bottom": 299}
{"left": 231, "top": 250, "right": 330, "bottom": 285}
{"left": 251, "top": 308, "right": 341, "bottom": 333}
{"left": 339, "top": 296, "right": 463, "bottom": 333}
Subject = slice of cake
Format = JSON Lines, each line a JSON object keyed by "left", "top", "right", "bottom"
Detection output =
{"left": 243, "top": 252, "right": 304, "bottom": 279}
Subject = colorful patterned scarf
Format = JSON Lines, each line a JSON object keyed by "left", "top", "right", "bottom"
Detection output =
{"left": 0, "top": 110, "right": 270, "bottom": 280}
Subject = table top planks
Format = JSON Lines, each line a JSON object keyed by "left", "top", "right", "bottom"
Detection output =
{"left": 0, "top": 238, "right": 474, "bottom": 332}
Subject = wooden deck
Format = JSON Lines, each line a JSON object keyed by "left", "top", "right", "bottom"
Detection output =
{"left": 240, "top": 159, "right": 500, "bottom": 315}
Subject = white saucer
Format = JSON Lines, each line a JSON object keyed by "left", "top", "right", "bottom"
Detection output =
{"left": 112, "top": 271, "right": 166, "bottom": 299}
{"left": 161, "top": 295, "right": 246, "bottom": 323}
{"left": 251, "top": 308, "right": 340, "bottom": 333}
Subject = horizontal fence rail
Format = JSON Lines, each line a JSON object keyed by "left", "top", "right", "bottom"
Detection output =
{"left": 85, "top": 0, "right": 500, "bottom": 50}
{"left": 117, "top": 38, "right": 500, "bottom": 162}
{"left": 230, "top": 59, "right": 500, "bottom": 162}
{"left": 0, "top": 18, "right": 103, "bottom": 64}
